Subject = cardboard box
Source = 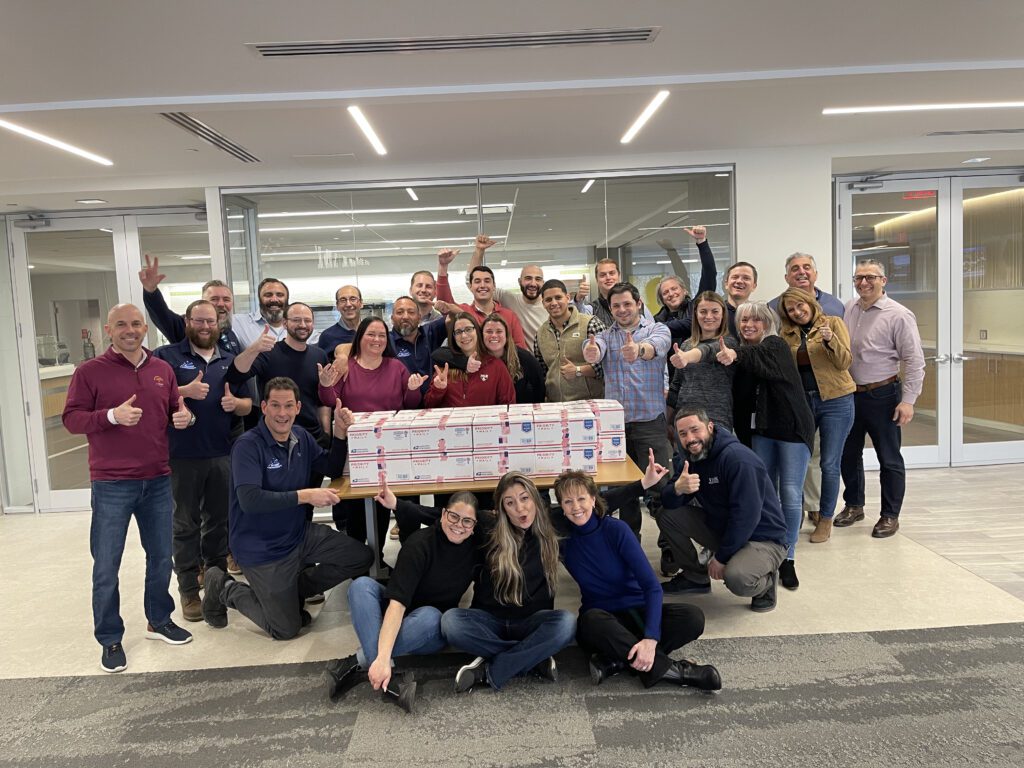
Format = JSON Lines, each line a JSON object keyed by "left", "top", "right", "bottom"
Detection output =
{"left": 503, "top": 412, "right": 535, "bottom": 448}
{"left": 346, "top": 418, "right": 387, "bottom": 457}
{"left": 532, "top": 407, "right": 598, "bottom": 447}
{"left": 409, "top": 451, "right": 474, "bottom": 483}
{"left": 347, "top": 453, "right": 414, "bottom": 487}
{"left": 589, "top": 399, "right": 626, "bottom": 433}
{"left": 598, "top": 432, "right": 627, "bottom": 461}
{"left": 411, "top": 412, "right": 476, "bottom": 452}
{"left": 474, "top": 447, "right": 536, "bottom": 479}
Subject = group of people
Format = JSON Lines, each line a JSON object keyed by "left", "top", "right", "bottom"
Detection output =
{"left": 63, "top": 228, "right": 924, "bottom": 713}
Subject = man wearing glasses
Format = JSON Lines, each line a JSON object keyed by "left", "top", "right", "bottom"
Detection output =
{"left": 154, "top": 300, "right": 253, "bottom": 622}
{"left": 318, "top": 285, "right": 364, "bottom": 363}
{"left": 837, "top": 259, "right": 924, "bottom": 538}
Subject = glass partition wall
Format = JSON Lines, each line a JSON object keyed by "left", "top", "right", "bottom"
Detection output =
{"left": 223, "top": 170, "right": 735, "bottom": 323}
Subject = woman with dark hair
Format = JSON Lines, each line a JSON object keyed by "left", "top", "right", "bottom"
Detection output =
{"left": 440, "top": 472, "right": 576, "bottom": 692}
{"left": 325, "top": 478, "right": 480, "bottom": 713}
{"left": 718, "top": 301, "right": 814, "bottom": 591}
{"left": 553, "top": 455, "right": 721, "bottom": 691}
{"left": 666, "top": 291, "right": 739, "bottom": 435}
{"left": 425, "top": 312, "right": 516, "bottom": 407}
{"left": 437, "top": 313, "right": 544, "bottom": 404}
{"left": 318, "top": 316, "right": 426, "bottom": 550}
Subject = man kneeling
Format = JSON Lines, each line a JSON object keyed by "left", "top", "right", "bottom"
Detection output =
{"left": 658, "top": 408, "right": 788, "bottom": 612}
{"left": 203, "top": 377, "right": 373, "bottom": 638}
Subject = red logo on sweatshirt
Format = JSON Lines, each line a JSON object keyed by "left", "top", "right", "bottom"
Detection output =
{"left": 153, "top": 375, "right": 166, "bottom": 387}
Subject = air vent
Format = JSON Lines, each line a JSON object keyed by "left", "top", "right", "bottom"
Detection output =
{"left": 248, "top": 27, "right": 659, "bottom": 57}
{"left": 160, "top": 113, "right": 260, "bottom": 163}
{"left": 927, "top": 128, "right": 1024, "bottom": 136}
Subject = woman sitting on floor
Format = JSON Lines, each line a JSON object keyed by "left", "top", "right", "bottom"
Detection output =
{"left": 440, "top": 472, "right": 576, "bottom": 692}
{"left": 552, "top": 453, "right": 721, "bottom": 691}
{"left": 325, "top": 477, "right": 479, "bottom": 711}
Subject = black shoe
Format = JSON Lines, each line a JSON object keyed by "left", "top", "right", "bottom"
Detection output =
{"left": 588, "top": 654, "right": 626, "bottom": 685}
{"left": 382, "top": 673, "right": 417, "bottom": 714}
{"left": 300, "top": 609, "right": 313, "bottom": 628}
{"left": 202, "top": 566, "right": 231, "bottom": 628}
{"left": 660, "top": 549, "right": 680, "bottom": 577}
{"left": 662, "top": 574, "right": 711, "bottom": 595}
{"left": 663, "top": 659, "right": 722, "bottom": 691}
{"left": 779, "top": 559, "right": 799, "bottom": 591}
{"left": 750, "top": 570, "right": 778, "bottom": 613}
{"left": 833, "top": 504, "right": 865, "bottom": 527}
{"left": 325, "top": 655, "right": 366, "bottom": 702}
{"left": 454, "top": 656, "right": 487, "bottom": 693}
{"left": 530, "top": 657, "right": 558, "bottom": 683}
{"left": 100, "top": 643, "right": 127, "bottom": 673}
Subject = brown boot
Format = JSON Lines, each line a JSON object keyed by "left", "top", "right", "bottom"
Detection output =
{"left": 809, "top": 518, "right": 833, "bottom": 543}
{"left": 180, "top": 592, "right": 203, "bottom": 622}
{"left": 805, "top": 509, "right": 820, "bottom": 528}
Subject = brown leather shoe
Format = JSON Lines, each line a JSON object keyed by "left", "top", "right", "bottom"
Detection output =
{"left": 871, "top": 516, "right": 900, "bottom": 538}
{"left": 180, "top": 592, "right": 203, "bottom": 622}
{"left": 809, "top": 518, "right": 833, "bottom": 543}
{"left": 804, "top": 509, "right": 820, "bottom": 528}
{"left": 833, "top": 505, "right": 864, "bottom": 527}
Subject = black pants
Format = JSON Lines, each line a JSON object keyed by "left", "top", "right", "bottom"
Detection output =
{"left": 170, "top": 456, "right": 230, "bottom": 596}
{"left": 623, "top": 415, "right": 672, "bottom": 536}
{"left": 841, "top": 381, "right": 906, "bottom": 518}
{"left": 333, "top": 498, "right": 390, "bottom": 560}
{"left": 576, "top": 603, "right": 705, "bottom": 688}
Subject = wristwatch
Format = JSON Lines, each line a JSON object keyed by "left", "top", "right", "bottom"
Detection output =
{"left": 575, "top": 365, "right": 582, "bottom": 378}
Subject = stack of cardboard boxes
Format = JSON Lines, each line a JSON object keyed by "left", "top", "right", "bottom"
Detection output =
{"left": 345, "top": 399, "right": 626, "bottom": 487}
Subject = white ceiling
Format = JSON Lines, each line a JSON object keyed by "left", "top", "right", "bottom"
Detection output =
{"left": 2, "top": 0, "right": 1024, "bottom": 211}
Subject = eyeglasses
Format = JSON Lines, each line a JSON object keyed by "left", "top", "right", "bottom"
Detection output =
{"left": 336, "top": 296, "right": 361, "bottom": 305}
{"left": 188, "top": 318, "right": 218, "bottom": 326}
{"left": 453, "top": 327, "right": 476, "bottom": 337}
{"left": 853, "top": 275, "right": 883, "bottom": 284}
{"left": 444, "top": 509, "right": 477, "bottom": 529}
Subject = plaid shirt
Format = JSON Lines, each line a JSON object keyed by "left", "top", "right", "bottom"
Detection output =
{"left": 593, "top": 317, "right": 671, "bottom": 423}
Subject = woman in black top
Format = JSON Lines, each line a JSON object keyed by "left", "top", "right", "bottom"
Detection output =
{"left": 718, "top": 300, "right": 814, "bottom": 591}
{"left": 325, "top": 477, "right": 478, "bottom": 708}
{"left": 440, "top": 472, "right": 577, "bottom": 692}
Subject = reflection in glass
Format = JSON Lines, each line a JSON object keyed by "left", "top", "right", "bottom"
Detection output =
{"left": 139, "top": 225, "right": 213, "bottom": 349}
{"left": 0, "top": 218, "right": 33, "bottom": 506}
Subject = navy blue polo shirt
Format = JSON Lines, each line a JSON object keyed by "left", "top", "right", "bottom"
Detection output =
{"left": 153, "top": 338, "right": 249, "bottom": 459}
{"left": 228, "top": 420, "right": 325, "bottom": 566}
{"left": 317, "top": 322, "right": 357, "bottom": 361}
{"left": 391, "top": 315, "right": 447, "bottom": 388}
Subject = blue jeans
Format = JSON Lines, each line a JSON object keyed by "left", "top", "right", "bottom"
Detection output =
{"left": 440, "top": 608, "right": 576, "bottom": 690}
{"left": 806, "top": 392, "right": 855, "bottom": 519}
{"left": 752, "top": 436, "right": 810, "bottom": 559}
{"left": 90, "top": 476, "right": 175, "bottom": 646}
{"left": 347, "top": 577, "right": 445, "bottom": 667}
{"left": 841, "top": 382, "right": 906, "bottom": 518}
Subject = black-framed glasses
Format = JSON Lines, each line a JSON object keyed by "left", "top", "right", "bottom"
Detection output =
{"left": 187, "top": 318, "right": 218, "bottom": 326}
{"left": 444, "top": 509, "right": 477, "bottom": 529}
{"left": 853, "top": 275, "right": 883, "bottom": 284}
{"left": 453, "top": 326, "right": 477, "bottom": 337}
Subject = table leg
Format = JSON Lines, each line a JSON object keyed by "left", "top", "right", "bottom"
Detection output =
{"left": 365, "top": 497, "right": 383, "bottom": 578}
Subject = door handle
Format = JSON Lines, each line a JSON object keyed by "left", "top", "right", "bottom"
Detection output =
{"left": 951, "top": 353, "right": 973, "bottom": 362}
{"left": 926, "top": 354, "right": 950, "bottom": 363}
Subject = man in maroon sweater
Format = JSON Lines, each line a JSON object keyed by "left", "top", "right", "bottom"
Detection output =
{"left": 63, "top": 304, "right": 196, "bottom": 673}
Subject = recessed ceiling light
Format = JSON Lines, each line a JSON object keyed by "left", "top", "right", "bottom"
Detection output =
{"left": 347, "top": 106, "right": 387, "bottom": 155}
{"left": 76, "top": 198, "right": 108, "bottom": 205}
{"left": 580, "top": 179, "right": 596, "bottom": 194}
{"left": 99, "top": 227, "right": 113, "bottom": 233}
{"left": 28, "top": 265, "right": 35, "bottom": 269}
{"left": 405, "top": 188, "right": 419, "bottom": 201}
{"left": 620, "top": 90, "right": 670, "bottom": 144}
{"left": 179, "top": 255, "right": 211, "bottom": 260}
{"left": 715, "top": 173, "right": 730, "bottom": 177}
{"left": 962, "top": 157, "right": 991, "bottom": 164}
{"left": 823, "top": 101, "right": 1024, "bottom": 115}
{"left": 0, "top": 118, "right": 114, "bottom": 166}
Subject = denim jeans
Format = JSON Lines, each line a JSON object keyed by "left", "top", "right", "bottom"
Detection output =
{"left": 90, "top": 475, "right": 175, "bottom": 646}
{"left": 347, "top": 576, "right": 446, "bottom": 668}
{"left": 440, "top": 607, "right": 576, "bottom": 690}
{"left": 752, "top": 436, "right": 810, "bottom": 559}
{"left": 841, "top": 382, "right": 905, "bottom": 518}
{"left": 806, "top": 392, "right": 855, "bottom": 519}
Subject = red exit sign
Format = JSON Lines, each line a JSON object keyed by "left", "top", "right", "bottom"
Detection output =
{"left": 903, "top": 190, "right": 936, "bottom": 199}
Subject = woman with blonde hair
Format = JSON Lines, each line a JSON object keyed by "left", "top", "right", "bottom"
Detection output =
{"left": 440, "top": 472, "right": 576, "bottom": 692}
{"left": 777, "top": 287, "right": 855, "bottom": 544}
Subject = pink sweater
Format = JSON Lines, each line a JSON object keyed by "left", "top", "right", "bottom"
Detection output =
{"left": 319, "top": 356, "right": 421, "bottom": 412}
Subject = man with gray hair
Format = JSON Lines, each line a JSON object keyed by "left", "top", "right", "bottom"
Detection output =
{"left": 836, "top": 259, "right": 924, "bottom": 538}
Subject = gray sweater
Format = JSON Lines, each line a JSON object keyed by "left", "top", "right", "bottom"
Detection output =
{"left": 666, "top": 336, "right": 739, "bottom": 431}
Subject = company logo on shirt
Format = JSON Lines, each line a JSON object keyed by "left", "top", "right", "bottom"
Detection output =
{"left": 396, "top": 348, "right": 411, "bottom": 358}
{"left": 480, "top": 374, "right": 489, "bottom": 382}
{"left": 152, "top": 375, "right": 166, "bottom": 387}
{"left": 266, "top": 458, "right": 283, "bottom": 470}
{"left": 708, "top": 476, "right": 719, "bottom": 485}
{"left": 179, "top": 360, "right": 197, "bottom": 370}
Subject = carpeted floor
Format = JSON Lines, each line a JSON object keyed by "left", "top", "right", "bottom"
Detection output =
{"left": 4, "top": 622, "right": 1023, "bottom": 768}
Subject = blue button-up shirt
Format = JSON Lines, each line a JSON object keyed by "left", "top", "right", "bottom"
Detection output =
{"left": 592, "top": 317, "right": 671, "bottom": 423}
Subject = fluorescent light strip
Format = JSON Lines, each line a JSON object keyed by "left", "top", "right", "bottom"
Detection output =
{"left": 259, "top": 220, "right": 473, "bottom": 233}
{"left": 962, "top": 157, "right": 991, "bottom": 164}
{"left": 0, "top": 118, "right": 114, "bottom": 166}
{"left": 179, "top": 255, "right": 212, "bottom": 260}
{"left": 347, "top": 106, "right": 387, "bottom": 155}
{"left": 638, "top": 223, "right": 731, "bottom": 231}
{"left": 620, "top": 90, "right": 669, "bottom": 144}
{"left": 263, "top": 235, "right": 507, "bottom": 256}
{"left": 823, "top": 101, "right": 1024, "bottom": 115}
{"left": 227, "top": 203, "right": 517, "bottom": 219}
{"left": 580, "top": 179, "right": 595, "bottom": 194}
{"left": 666, "top": 207, "right": 729, "bottom": 214}
{"left": 405, "top": 187, "right": 419, "bottom": 201}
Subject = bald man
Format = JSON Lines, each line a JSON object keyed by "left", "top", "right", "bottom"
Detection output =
{"left": 63, "top": 304, "right": 196, "bottom": 673}
{"left": 463, "top": 234, "right": 548, "bottom": 347}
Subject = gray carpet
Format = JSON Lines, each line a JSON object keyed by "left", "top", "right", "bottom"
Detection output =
{"left": 4, "top": 622, "right": 1023, "bottom": 768}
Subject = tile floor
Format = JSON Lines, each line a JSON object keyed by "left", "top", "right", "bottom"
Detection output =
{"left": 2, "top": 465, "right": 1022, "bottom": 679}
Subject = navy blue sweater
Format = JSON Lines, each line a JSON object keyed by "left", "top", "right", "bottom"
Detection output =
{"left": 560, "top": 514, "right": 664, "bottom": 640}
{"left": 661, "top": 429, "right": 787, "bottom": 563}
{"left": 316, "top": 322, "right": 357, "bottom": 361}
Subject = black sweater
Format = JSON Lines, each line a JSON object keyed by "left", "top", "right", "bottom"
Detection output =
{"left": 385, "top": 523, "right": 476, "bottom": 612}
{"left": 471, "top": 516, "right": 554, "bottom": 620}
{"left": 732, "top": 335, "right": 815, "bottom": 450}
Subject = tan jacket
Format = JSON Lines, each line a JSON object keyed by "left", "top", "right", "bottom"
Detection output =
{"left": 779, "top": 316, "right": 856, "bottom": 400}
{"left": 535, "top": 307, "right": 604, "bottom": 402}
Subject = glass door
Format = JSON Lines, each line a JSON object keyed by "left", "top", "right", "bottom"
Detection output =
{"left": 11, "top": 216, "right": 132, "bottom": 511}
{"left": 951, "top": 175, "right": 1024, "bottom": 465}
{"left": 836, "top": 178, "right": 951, "bottom": 468}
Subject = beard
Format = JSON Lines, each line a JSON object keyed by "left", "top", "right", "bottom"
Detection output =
{"left": 287, "top": 326, "right": 310, "bottom": 343}
{"left": 186, "top": 326, "right": 216, "bottom": 350}
{"left": 217, "top": 311, "right": 232, "bottom": 332}
{"left": 394, "top": 320, "right": 417, "bottom": 337}
{"left": 686, "top": 431, "right": 715, "bottom": 462}
{"left": 261, "top": 303, "right": 284, "bottom": 324}
{"left": 520, "top": 283, "right": 540, "bottom": 300}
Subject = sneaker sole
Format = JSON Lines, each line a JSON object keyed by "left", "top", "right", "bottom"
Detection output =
{"left": 750, "top": 602, "right": 777, "bottom": 613}
{"left": 454, "top": 658, "right": 485, "bottom": 693}
{"left": 145, "top": 630, "right": 193, "bottom": 645}
{"left": 100, "top": 661, "right": 127, "bottom": 673}
{"left": 664, "top": 586, "right": 711, "bottom": 595}
{"left": 588, "top": 662, "right": 604, "bottom": 686}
